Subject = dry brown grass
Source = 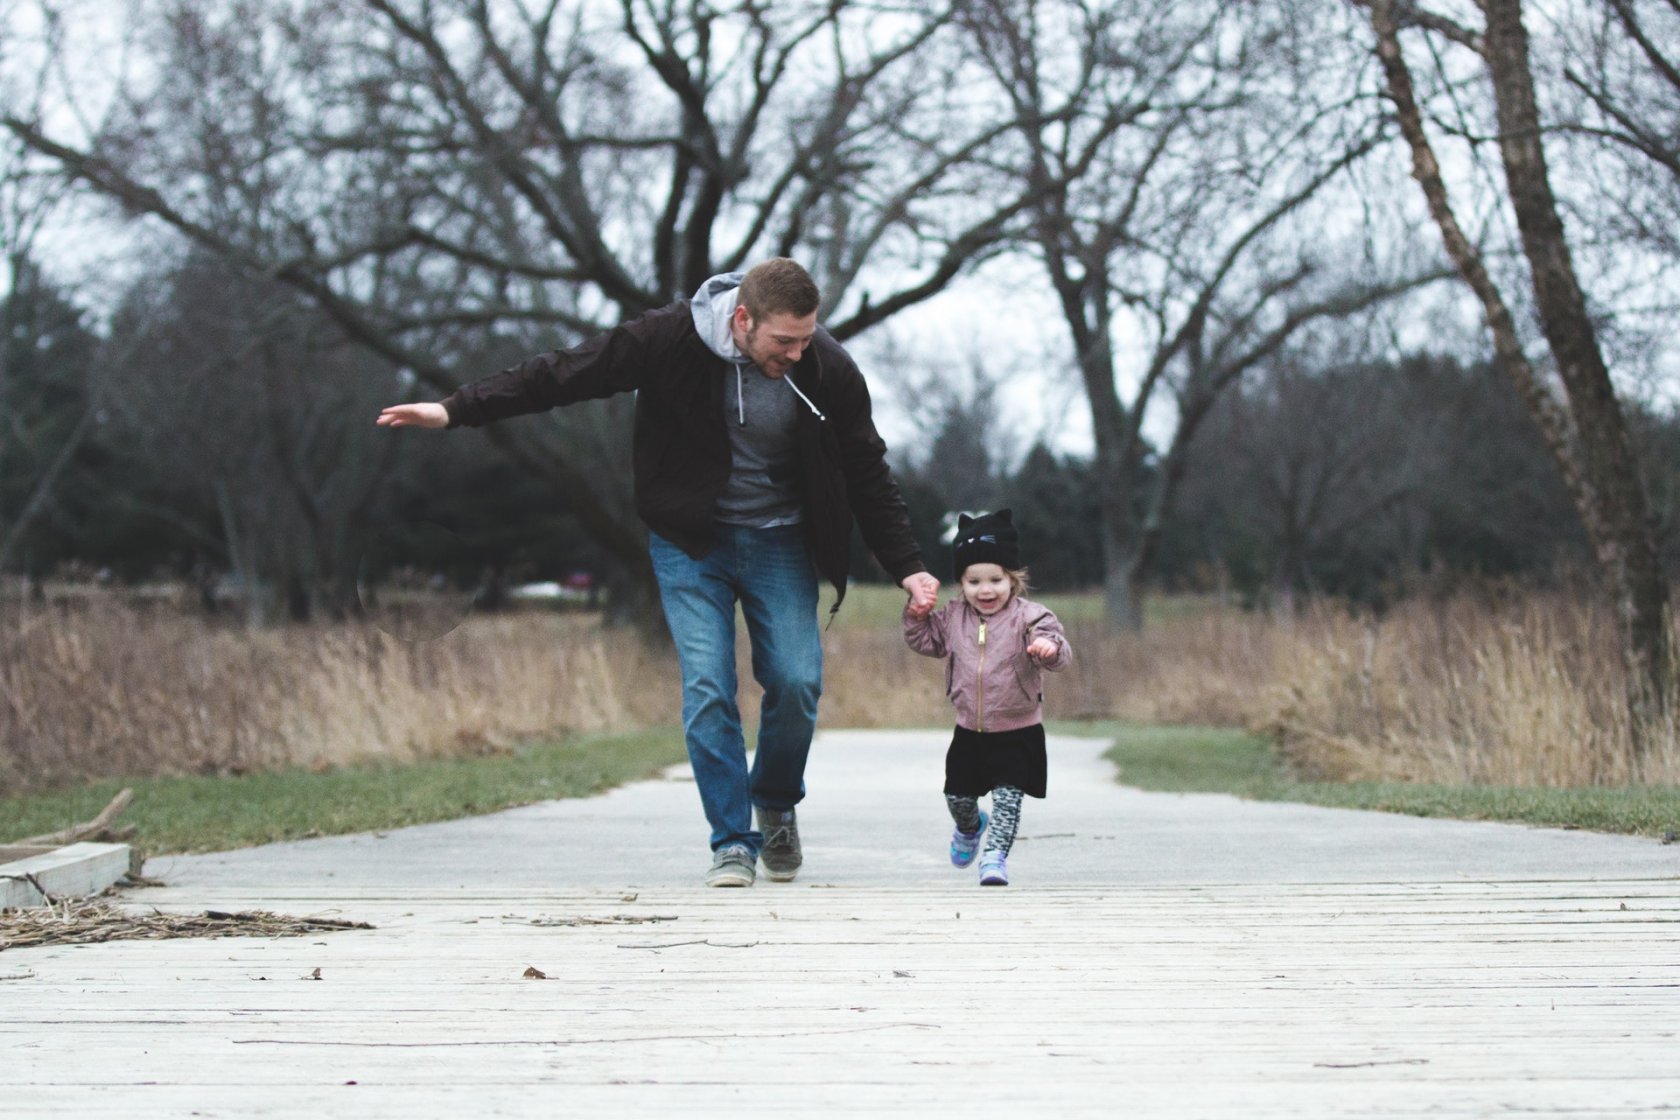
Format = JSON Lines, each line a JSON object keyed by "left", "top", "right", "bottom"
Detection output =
{"left": 813, "top": 611, "right": 1285, "bottom": 730}
{"left": 0, "top": 599, "right": 676, "bottom": 792}
{"left": 5, "top": 585, "right": 1677, "bottom": 793}
{"left": 824, "top": 587, "right": 1680, "bottom": 788}
{"left": 1258, "top": 592, "right": 1680, "bottom": 787}
{"left": 818, "top": 589, "right": 1293, "bottom": 731}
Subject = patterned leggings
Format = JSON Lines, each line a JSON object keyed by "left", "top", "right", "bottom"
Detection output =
{"left": 946, "top": 786, "right": 1024, "bottom": 855}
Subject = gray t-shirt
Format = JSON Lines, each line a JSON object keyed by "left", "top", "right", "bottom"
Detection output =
{"left": 716, "top": 361, "right": 803, "bottom": 527}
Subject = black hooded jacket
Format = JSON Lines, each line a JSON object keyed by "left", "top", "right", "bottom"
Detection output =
{"left": 440, "top": 299, "right": 926, "bottom": 605}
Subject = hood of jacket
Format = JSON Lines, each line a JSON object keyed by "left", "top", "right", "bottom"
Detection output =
{"left": 690, "top": 269, "right": 830, "bottom": 429}
{"left": 690, "top": 272, "right": 747, "bottom": 363}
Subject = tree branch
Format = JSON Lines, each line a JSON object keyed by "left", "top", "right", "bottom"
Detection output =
{"left": 1348, "top": 0, "right": 1485, "bottom": 53}
{"left": 1, "top": 113, "right": 652, "bottom": 582}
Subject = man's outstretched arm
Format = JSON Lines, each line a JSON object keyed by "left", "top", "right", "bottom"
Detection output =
{"left": 376, "top": 402, "right": 450, "bottom": 429}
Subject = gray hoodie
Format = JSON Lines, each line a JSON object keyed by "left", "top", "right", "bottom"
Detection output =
{"left": 690, "top": 272, "right": 822, "bottom": 529}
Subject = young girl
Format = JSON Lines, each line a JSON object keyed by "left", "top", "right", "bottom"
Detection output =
{"left": 903, "top": 509, "right": 1071, "bottom": 886}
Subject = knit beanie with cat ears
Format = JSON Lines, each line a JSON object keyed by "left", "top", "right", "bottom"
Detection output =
{"left": 952, "top": 509, "right": 1020, "bottom": 579}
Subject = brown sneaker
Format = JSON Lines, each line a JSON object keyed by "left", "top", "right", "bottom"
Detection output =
{"left": 756, "top": 806, "right": 801, "bottom": 882}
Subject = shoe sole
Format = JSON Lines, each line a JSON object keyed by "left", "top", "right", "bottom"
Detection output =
{"left": 706, "top": 871, "right": 755, "bottom": 887}
{"left": 980, "top": 875, "right": 1008, "bottom": 886}
{"left": 761, "top": 864, "right": 799, "bottom": 882}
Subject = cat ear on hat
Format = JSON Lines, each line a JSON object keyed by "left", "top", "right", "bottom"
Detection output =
{"left": 957, "top": 513, "right": 975, "bottom": 531}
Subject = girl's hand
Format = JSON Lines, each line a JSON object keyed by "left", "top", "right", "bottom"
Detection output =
{"left": 905, "top": 597, "right": 936, "bottom": 620}
{"left": 901, "top": 572, "right": 939, "bottom": 618}
{"left": 1027, "top": 636, "right": 1057, "bottom": 662}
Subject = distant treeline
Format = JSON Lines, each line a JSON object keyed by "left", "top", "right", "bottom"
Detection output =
{"left": 883, "top": 350, "right": 1673, "bottom": 609}
{"left": 6, "top": 256, "right": 1674, "bottom": 622}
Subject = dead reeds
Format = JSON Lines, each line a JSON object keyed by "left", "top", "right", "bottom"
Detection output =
{"left": 0, "top": 598, "right": 675, "bottom": 792}
{"left": 1258, "top": 591, "right": 1680, "bottom": 787}
{"left": 4, "top": 585, "right": 1676, "bottom": 794}
{"left": 829, "top": 588, "right": 1680, "bottom": 788}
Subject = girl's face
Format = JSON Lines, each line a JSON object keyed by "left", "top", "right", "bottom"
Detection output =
{"left": 960, "top": 563, "right": 1012, "bottom": 615}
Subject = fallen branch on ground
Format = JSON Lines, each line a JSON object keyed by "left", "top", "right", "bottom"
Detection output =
{"left": 0, "top": 897, "right": 373, "bottom": 951}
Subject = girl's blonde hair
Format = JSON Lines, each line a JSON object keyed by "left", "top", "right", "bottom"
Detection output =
{"left": 1006, "top": 567, "right": 1032, "bottom": 597}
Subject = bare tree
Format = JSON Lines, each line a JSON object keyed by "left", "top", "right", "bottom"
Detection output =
{"left": 101, "top": 253, "right": 400, "bottom": 624}
{"left": 0, "top": 2, "right": 97, "bottom": 577}
{"left": 1, "top": 0, "right": 1040, "bottom": 615}
{"left": 1547, "top": 0, "right": 1680, "bottom": 402}
{"left": 1196, "top": 344, "right": 1442, "bottom": 613}
{"left": 0, "top": 257, "right": 101, "bottom": 579}
{"left": 1555, "top": 0, "right": 1680, "bottom": 261}
{"left": 1360, "top": 0, "right": 1672, "bottom": 762}
{"left": 960, "top": 0, "right": 1440, "bottom": 630}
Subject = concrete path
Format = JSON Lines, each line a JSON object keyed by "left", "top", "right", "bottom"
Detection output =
{"left": 151, "top": 729, "right": 1680, "bottom": 889}
{"left": 6, "top": 730, "right": 1679, "bottom": 1118}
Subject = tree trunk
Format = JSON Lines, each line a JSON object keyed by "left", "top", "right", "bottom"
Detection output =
{"left": 1082, "top": 336, "right": 1146, "bottom": 634}
{"left": 1271, "top": 526, "right": 1305, "bottom": 623}
{"left": 1478, "top": 0, "right": 1671, "bottom": 756}
{"left": 1271, "top": 578, "right": 1299, "bottom": 624}
{"left": 1100, "top": 522, "right": 1146, "bottom": 633}
{"left": 1096, "top": 447, "right": 1145, "bottom": 632}
{"left": 1369, "top": 0, "right": 1671, "bottom": 766}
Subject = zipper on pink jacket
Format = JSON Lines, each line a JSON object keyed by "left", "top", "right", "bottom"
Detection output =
{"left": 976, "top": 619, "right": 987, "bottom": 732}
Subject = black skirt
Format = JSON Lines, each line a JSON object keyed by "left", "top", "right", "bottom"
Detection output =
{"left": 944, "top": 723, "right": 1047, "bottom": 799}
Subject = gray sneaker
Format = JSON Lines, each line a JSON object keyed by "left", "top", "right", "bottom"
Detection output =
{"left": 705, "top": 843, "right": 756, "bottom": 888}
{"left": 756, "top": 806, "right": 802, "bottom": 882}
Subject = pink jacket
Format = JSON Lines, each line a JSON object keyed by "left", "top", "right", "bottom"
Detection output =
{"left": 903, "top": 595, "right": 1072, "bottom": 732}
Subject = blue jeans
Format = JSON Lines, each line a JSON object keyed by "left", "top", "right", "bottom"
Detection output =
{"left": 649, "top": 525, "right": 823, "bottom": 855}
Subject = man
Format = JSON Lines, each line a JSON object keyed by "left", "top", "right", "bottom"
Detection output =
{"left": 378, "top": 258, "right": 940, "bottom": 887}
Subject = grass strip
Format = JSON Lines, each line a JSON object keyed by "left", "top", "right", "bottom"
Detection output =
{"left": 1064, "top": 721, "right": 1680, "bottom": 839}
{"left": 2, "top": 728, "right": 685, "bottom": 855}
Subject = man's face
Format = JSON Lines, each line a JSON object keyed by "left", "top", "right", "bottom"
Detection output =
{"left": 732, "top": 305, "right": 816, "bottom": 378}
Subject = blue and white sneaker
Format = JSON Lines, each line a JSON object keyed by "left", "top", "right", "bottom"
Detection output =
{"left": 979, "top": 850, "right": 1009, "bottom": 886}
{"left": 950, "top": 811, "right": 989, "bottom": 867}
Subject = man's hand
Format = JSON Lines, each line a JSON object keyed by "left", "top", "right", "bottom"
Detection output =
{"left": 901, "top": 571, "right": 940, "bottom": 618}
{"left": 376, "top": 402, "right": 450, "bottom": 429}
{"left": 1027, "top": 636, "right": 1058, "bottom": 662}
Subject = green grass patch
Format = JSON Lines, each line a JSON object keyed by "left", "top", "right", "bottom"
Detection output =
{"left": 1064, "top": 720, "right": 1680, "bottom": 839}
{"left": 2, "top": 728, "right": 686, "bottom": 855}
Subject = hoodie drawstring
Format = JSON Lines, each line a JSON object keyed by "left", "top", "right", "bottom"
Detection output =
{"left": 735, "top": 362, "right": 827, "bottom": 425}
{"left": 785, "top": 376, "right": 826, "bottom": 422}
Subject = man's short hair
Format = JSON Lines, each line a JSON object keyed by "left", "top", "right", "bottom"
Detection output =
{"left": 739, "top": 258, "right": 820, "bottom": 321}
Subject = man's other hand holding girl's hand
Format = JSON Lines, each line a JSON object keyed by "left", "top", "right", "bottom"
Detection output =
{"left": 901, "top": 571, "right": 939, "bottom": 618}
